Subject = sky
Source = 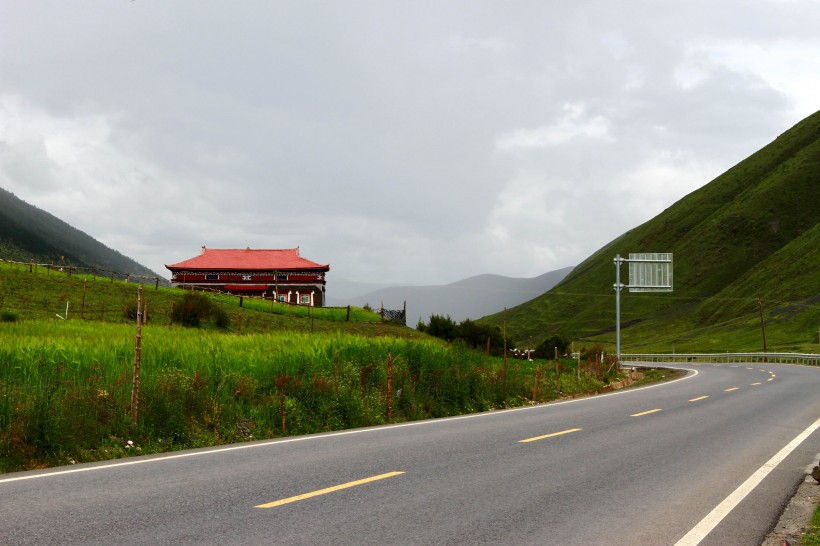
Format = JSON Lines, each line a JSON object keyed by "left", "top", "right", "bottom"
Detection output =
{"left": 1, "top": 1, "right": 818, "bottom": 286}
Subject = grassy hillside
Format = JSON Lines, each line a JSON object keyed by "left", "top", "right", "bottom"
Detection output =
{"left": 483, "top": 111, "right": 820, "bottom": 353}
{"left": 0, "top": 186, "right": 158, "bottom": 278}
{"left": 0, "top": 260, "right": 421, "bottom": 338}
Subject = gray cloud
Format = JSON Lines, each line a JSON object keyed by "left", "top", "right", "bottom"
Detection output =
{"left": 0, "top": 1, "right": 817, "bottom": 284}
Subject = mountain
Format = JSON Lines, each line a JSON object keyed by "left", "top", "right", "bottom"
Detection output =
{"left": 326, "top": 267, "right": 574, "bottom": 325}
{"left": 0, "top": 187, "right": 160, "bottom": 278}
{"left": 325, "top": 278, "right": 393, "bottom": 300}
{"left": 481, "top": 111, "right": 820, "bottom": 350}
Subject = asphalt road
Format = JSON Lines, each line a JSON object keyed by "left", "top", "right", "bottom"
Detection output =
{"left": 2, "top": 362, "right": 819, "bottom": 545}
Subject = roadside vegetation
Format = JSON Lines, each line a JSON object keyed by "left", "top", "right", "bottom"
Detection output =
{"left": 0, "top": 265, "right": 626, "bottom": 473}
{"left": 806, "top": 505, "right": 820, "bottom": 546}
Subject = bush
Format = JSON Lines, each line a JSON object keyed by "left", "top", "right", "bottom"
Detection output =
{"left": 170, "top": 292, "right": 214, "bottom": 327}
{"left": 535, "top": 335, "right": 570, "bottom": 359}
{"left": 0, "top": 310, "right": 20, "bottom": 322}
{"left": 212, "top": 306, "right": 230, "bottom": 329}
{"left": 122, "top": 301, "right": 139, "bottom": 321}
{"left": 418, "top": 314, "right": 511, "bottom": 356}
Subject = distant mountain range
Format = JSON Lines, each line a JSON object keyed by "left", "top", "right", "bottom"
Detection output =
{"left": 326, "top": 267, "right": 574, "bottom": 325}
{"left": 482, "top": 110, "right": 820, "bottom": 348}
{"left": 0, "top": 186, "right": 159, "bottom": 278}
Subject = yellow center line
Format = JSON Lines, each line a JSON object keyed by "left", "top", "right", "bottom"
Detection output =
{"left": 751, "top": 382, "right": 762, "bottom": 386}
{"left": 255, "top": 471, "right": 405, "bottom": 508}
{"left": 631, "top": 409, "right": 662, "bottom": 417}
{"left": 724, "top": 387, "right": 739, "bottom": 392}
{"left": 767, "top": 378, "right": 775, "bottom": 382}
{"left": 519, "top": 428, "right": 582, "bottom": 443}
{"left": 689, "top": 396, "right": 709, "bottom": 402}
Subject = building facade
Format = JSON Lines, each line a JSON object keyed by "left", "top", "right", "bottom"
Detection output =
{"left": 165, "top": 247, "right": 329, "bottom": 306}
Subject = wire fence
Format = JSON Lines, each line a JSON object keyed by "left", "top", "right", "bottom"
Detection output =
{"left": 0, "top": 256, "right": 168, "bottom": 287}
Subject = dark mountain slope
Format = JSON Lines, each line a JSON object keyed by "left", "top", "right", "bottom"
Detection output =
{"left": 0, "top": 187, "right": 159, "bottom": 277}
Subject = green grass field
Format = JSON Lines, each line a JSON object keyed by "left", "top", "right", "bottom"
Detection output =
{"left": 0, "top": 262, "right": 621, "bottom": 473}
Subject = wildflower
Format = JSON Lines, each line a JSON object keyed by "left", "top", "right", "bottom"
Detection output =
{"left": 126, "top": 440, "right": 134, "bottom": 448}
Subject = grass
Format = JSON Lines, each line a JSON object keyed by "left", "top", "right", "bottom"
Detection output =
{"left": 804, "top": 504, "right": 820, "bottom": 546}
{"left": 0, "top": 259, "right": 413, "bottom": 336}
{"left": 0, "top": 319, "right": 620, "bottom": 473}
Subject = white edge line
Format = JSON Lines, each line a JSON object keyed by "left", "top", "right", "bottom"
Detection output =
{"left": 674, "top": 415, "right": 820, "bottom": 546}
{"left": 0, "top": 366, "right": 698, "bottom": 485}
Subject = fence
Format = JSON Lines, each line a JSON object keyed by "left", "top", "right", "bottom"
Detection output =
{"left": 621, "top": 352, "right": 820, "bottom": 366}
{"left": 1, "top": 257, "right": 167, "bottom": 288}
{"left": 379, "top": 301, "right": 407, "bottom": 325}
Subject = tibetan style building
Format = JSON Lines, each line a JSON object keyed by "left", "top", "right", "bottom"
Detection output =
{"left": 165, "top": 247, "right": 329, "bottom": 306}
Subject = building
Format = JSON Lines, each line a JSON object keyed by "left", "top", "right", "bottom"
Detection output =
{"left": 165, "top": 247, "right": 330, "bottom": 306}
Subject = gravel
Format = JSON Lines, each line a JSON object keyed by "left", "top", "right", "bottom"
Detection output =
{"left": 761, "top": 454, "right": 820, "bottom": 546}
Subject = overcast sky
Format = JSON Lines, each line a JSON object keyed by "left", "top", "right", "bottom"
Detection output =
{"left": 1, "top": 1, "right": 818, "bottom": 286}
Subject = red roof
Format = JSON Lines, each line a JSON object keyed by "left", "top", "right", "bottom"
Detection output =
{"left": 166, "top": 247, "right": 329, "bottom": 272}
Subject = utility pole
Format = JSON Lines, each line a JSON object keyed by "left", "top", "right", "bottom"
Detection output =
{"left": 757, "top": 297, "right": 767, "bottom": 353}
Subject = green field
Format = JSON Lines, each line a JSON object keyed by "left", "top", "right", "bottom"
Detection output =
{"left": 0, "top": 264, "right": 619, "bottom": 473}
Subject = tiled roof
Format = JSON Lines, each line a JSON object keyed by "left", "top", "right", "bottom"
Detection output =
{"left": 165, "top": 247, "right": 329, "bottom": 272}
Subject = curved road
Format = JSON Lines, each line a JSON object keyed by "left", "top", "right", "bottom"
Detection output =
{"left": 2, "top": 362, "right": 819, "bottom": 545}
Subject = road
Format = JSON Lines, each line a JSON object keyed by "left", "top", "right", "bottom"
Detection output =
{"left": 2, "top": 362, "right": 819, "bottom": 545}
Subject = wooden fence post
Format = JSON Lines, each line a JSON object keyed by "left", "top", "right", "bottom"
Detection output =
{"left": 386, "top": 353, "right": 393, "bottom": 422}
{"left": 346, "top": 305, "right": 351, "bottom": 321}
{"left": 503, "top": 308, "right": 508, "bottom": 401}
{"left": 131, "top": 285, "right": 143, "bottom": 426}
{"left": 81, "top": 280, "right": 87, "bottom": 320}
{"left": 532, "top": 366, "right": 541, "bottom": 401}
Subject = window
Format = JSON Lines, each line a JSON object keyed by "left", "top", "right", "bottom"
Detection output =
{"left": 300, "top": 294, "right": 310, "bottom": 304}
{"left": 278, "top": 295, "right": 287, "bottom": 302}
{"left": 205, "top": 274, "right": 218, "bottom": 280}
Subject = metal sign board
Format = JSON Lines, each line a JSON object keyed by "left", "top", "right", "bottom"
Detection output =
{"left": 628, "top": 253, "right": 673, "bottom": 292}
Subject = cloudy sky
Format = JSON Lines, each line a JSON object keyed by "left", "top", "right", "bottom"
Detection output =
{"left": 1, "top": 1, "right": 818, "bottom": 286}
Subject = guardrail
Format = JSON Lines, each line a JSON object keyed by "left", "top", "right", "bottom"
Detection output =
{"left": 621, "top": 352, "right": 820, "bottom": 366}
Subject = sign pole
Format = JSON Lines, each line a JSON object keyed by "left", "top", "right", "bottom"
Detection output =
{"left": 614, "top": 255, "right": 622, "bottom": 361}
{"left": 613, "top": 253, "right": 673, "bottom": 363}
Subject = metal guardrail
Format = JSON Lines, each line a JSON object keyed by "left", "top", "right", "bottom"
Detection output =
{"left": 621, "top": 352, "right": 820, "bottom": 366}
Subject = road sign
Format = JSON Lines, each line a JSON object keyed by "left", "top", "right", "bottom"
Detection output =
{"left": 613, "top": 253, "right": 674, "bottom": 360}
{"left": 628, "top": 253, "right": 673, "bottom": 292}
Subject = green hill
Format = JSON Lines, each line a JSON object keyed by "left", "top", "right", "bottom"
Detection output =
{"left": 0, "top": 187, "right": 158, "bottom": 278}
{"left": 482, "top": 111, "right": 820, "bottom": 353}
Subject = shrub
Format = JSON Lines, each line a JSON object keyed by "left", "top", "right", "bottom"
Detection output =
{"left": 170, "top": 292, "right": 213, "bottom": 327}
{"left": 0, "top": 310, "right": 19, "bottom": 322}
{"left": 212, "top": 306, "right": 230, "bottom": 329}
{"left": 122, "top": 301, "right": 139, "bottom": 321}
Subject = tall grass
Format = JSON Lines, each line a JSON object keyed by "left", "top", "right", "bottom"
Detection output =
{"left": 0, "top": 320, "right": 614, "bottom": 472}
